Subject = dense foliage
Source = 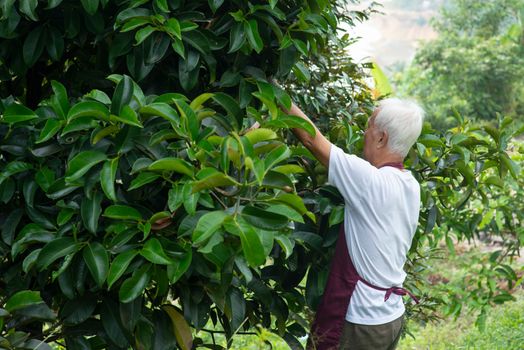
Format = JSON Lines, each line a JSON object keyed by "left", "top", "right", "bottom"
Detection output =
{"left": 396, "top": 0, "right": 524, "bottom": 129}
{"left": 0, "top": 0, "right": 522, "bottom": 349}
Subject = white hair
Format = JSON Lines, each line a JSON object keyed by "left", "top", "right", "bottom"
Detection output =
{"left": 374, "top": 98, "right": 425, "bottom": 157}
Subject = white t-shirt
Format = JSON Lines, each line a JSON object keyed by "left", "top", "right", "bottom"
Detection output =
{"left": 328, "top": 145, "right": 420, "bottom": 325}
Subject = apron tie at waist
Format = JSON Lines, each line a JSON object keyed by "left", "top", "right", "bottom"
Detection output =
{"left": 358, "top": 277, "right": 420, "bottom": 304}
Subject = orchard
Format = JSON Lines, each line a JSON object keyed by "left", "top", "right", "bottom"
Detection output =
{"left": 0, "top": 0, "right": 522, "bottom": 349}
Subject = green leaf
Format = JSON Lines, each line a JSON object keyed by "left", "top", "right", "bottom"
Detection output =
{"left": 272, "top": 164, "right": 304, "bottom": 175}
{"left": 112, "top": 105, "right": 143, "bottom": 127}
{"left": 2, "top": 209, "right": 23, "bottom": 245}
{"left": 61, "top": 297, "right": 97, "bottom": 325}
{"left": 5, "top": 290, "right": 42, "bottom": 312}
{"left": 61, "top": 117, "right": 97, "bottom": 136}
{"left": 163, "top": 305, "right": 193, "bottom": 350}
{"left": 50, "top": 80, "right": 70, "bottom": 118}
{"left": 245, "top": 19, "right": 263, "bottom": 53}
{"left": 18, "top": 0, "right": 38, "bottom": 22}
{"left": 121, "top": 17, "right": 150, "bottom": 33}
{"left": 252, "top": 91, "right": 278, "bottom": 119}
{"left": 140, "top": 238, "right": 174, "bottom": 265}
{"left": 167, "top": 249, "right": 192, "bottom": 283}
{"left": 241, "top": 206, "right": 288, "bottom": 230}
{"left": 165, "top": 18, "right": 182, "bottom": 40}
{"left": 65, "top": 150, "right": 107, "bottom": 182}
{"left": 171, "top": 38, "right": 186, "bottom": 58}
{"left": 81, "top": 191, "right": 103, "bottom": 234}
{"left": 227, "top": 287, "right": 246, "bottom": 333}
{"left": 111, "top": 74, "right": 134, "bottom": 115}
{"left": 135, "top": 25, "right": 156, "bottom": 46}
{"left": 267, "top": 193, "right": 308, "bottom": 215}
{"left": 139, "top": 103, "right": 180, "bottom": 124}
{"left": 23, "top": 249, "right": 41, "bottom": 273}
{"left": 182, "top": 29, "right": 210, "bottom": 55}
{"left": 189, "top": 92, "right": 215, "bottom": 111}
{"left": 212, "top": 93, "right": 242, "bottom": 130}
{"left": 174, "top": 98, "right": 199, "bottom": 140}
{"left": 292, "top": 62, "right": 310, "bottom": 82}
{"left": 192, "top": 211, "right": 228, "bottom": 245}
{"left": 100, "top": 298, "right": 130, "bottom": 347}
{"left": 192, "top": 172, "right": 238, "bottom": 193}
{"left": 244, "top": 128, "right": 277, "bottom": 144}
{"left": 225, "top": 218, "right": 265, "bottom": 267}
{"left": 228, "top": 22, "right": 246, "bottom": 53}
{"left": 501, "top": 152, "right": 520, "bottom": 180}
{"left": 107, "top": 250, "right": 139, "bottom": 289}
{"left": 67, "top": 101, "right": 110, "bottom": 122}
{"left": 0, "top": 161, "right": 33, "bottom": 187}
{"left": 80, "top": 0, "right": 99, "bottom": 15}
{"left": 264, "top": 144, "right": 291, "bottom": 170}
{"left": 148, "top": 158, "right": 194, "bottom": 177}
{"left": 261, "top": 170, "right": 293, "bottom": 190}
{"left": 103, "top": 205, "right": 143, "bottom": 221}
{"left": 265, "top": 113, "right": 316, "bottom": 136}
{"left": 83, "top": 242, "right": 109, "bottom": 288}
{"left": 129, "top": 172, "right": 160, "bottom": 190}
{"left": 275, "top": 233, "right": 294, "bottom": 259}
{"left": 23, "top": 26, "right": 45, "bottom": 66}
{"left": 119, "top": 264, "right": 151, "bottom": 303}
{"left": 101, "top": 158, "right": 119, "bottom": 202}
{"left": 46, "top": 25, "right": 64, "bottom": 61}
{"left": 34, "top": 167, "right": 55, "bottom": 192}
{"left": 155, "top": 0, "right": 169, "bottom": 12}
{"left": 371, "top": 61, "right": 394, "bottom": 97}
{"left": 2, "top": 103, "right": 38, "bottom": 124}
{"left": 37, "top": 237, "right": 81, "bottom": 270}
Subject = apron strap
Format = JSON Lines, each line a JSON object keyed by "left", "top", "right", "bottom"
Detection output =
{"left": 357, "top": 277, "right": 420, "bottom": 304}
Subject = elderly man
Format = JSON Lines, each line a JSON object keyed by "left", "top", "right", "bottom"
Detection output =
{"left": 285, "top": 98, "right": 424, "bottom": 350}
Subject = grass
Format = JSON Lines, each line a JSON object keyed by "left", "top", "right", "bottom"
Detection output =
{"left": 398, "top": 290, "right": 524, "bottom": 350}
{"left": 200, "top": 241, "right": 524, "bottom": 349}
{"left": 398, "top": 241, "right": 524, "bottom": 350}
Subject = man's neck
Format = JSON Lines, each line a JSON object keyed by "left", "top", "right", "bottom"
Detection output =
{"left": 371, "top": 153, "right": 404, "bottom": 169}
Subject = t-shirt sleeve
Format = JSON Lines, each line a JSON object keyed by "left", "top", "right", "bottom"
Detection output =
{"left": 328, "top": 145, "right": 377, "bottom": 206}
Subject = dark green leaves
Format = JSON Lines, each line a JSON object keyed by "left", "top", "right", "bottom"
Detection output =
{"left": 66, "top": 151, "right": 107, "bottom": 183}
{"left": 246, "top": 19, "right": 263, "bottom": 53}
{"left": 36, "top": 237, "right": 81, "bottom": 270}
{"left": 5, "top": 290, "right": 42, "bottom": 312}
{"left": 111, "top": 74, "right": 134, "bottom": 115}
{"left": 81, "top": 191, "right": 103, "bottom": 234}
{"left": 23, "top": 26, "right": 45, "bottom": 66}
{"left": 241, "top": 206, "right": 288, "bottom": 230}
{"left": 67, "top": 101, "right": 110, "bottom": 121}
{"left": 100, "top": 158, "right": 118, "bottom": 202}
{"left": 119, "top": 264, "right": 151, "bottom": 303}
{"left": 1, "top": 104, "right": 37, "bottom": 124}
{"left": 80, "top": 0, "right": 99, "bottom": 15}
{"left": 192, "top": 211, "right": 228, "bottom": 245}
{"left": 103, "top": 205, "right": 143, "bottom": 221}
{"left": 140, "top": 238, "right": 173, "bottom": 265}
{"left": 83, "top": 242, "right": 109, "bottom": 288}
{"left": 107, "top": 250, "right": 138, "bottom": 289}
{"left": 148, "top": 158, "right": 194, "bottom": 177}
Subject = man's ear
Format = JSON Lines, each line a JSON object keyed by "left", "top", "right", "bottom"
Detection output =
{"left": 377, "top": 130, "right": 388, "bottom": 149}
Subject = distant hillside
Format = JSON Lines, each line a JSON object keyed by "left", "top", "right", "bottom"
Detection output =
{"left": 347, "top": 0, "right": 449, "bottom": 71}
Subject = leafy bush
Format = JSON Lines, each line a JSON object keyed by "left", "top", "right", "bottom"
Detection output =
{"left": 0, "top": 0, "right": 522, "bottom": 349}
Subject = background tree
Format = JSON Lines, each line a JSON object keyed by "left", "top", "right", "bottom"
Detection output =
{"left": 395, "top": 0, "right": 524, "bottom": 129}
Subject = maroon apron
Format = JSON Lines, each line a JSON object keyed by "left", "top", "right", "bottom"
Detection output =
{"left": 308, "top": 163, "right": 419, "bottom": 350}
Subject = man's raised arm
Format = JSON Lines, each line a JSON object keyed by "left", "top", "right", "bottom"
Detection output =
{"left": 284, "top": 102, "right": 332, "bottom": 167}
